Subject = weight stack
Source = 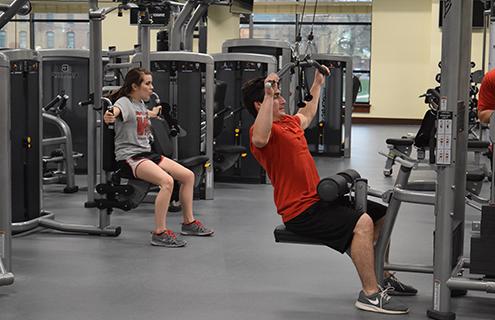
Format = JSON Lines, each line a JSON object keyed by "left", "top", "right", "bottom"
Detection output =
{"left": 470, "top": 205, "right": 495, "bottom": 277}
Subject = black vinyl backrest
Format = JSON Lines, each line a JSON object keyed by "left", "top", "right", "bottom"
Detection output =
{"left": 214, "top": 80, "right": 228, "bottom": 113}
{"left": 213, "top": 80, "right": 228, "bottom": 138}
{"left": 102, "top": 124, "right": 118, "bottom": 172}
{"left": 150, "top": 118, "right": 174, "bottom": 158}
{"left": 414, "top": 110, "right": 436, "bottom": 148}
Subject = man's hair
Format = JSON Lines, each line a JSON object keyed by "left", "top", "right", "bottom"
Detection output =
{"left": 242, "top": 77, "right": 266, "bottom": 118}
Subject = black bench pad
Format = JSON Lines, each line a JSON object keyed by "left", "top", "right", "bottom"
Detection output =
{"left": 466, "top": 169, "right": 486, "bottom": 182}
{"left": 385, "top": 138, "right": 414, "bottom": 146}
{"left": 274, "top": 225, "right": 324, "bottom": 245}
{"left": 214, "top": 145, "right": 246, "bottom": 154}
{"left": 467, "top": 140, "right": 490, "bottom": 149}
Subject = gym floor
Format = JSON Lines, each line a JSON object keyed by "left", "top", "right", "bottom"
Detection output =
{"left": 2, "top": 124, "right": 494, "bottom": 320}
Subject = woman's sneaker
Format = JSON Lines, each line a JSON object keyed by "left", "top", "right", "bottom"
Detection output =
{"left": 181, "top": 220, "right": 214, "bottom": 236}
{"left": 151, "top": 230, "right": 187, "bottom": 247}
{"left": 384, "top": 273, "right": 418, "bottom": 296}
{"left": 355, "top": 287, "right": 409, "bottom": 315}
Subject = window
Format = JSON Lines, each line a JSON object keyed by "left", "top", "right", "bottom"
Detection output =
{"left": 241, "top": 13, "right": 372, "bottom": 104}
{"left": 66, "top": 31, "right": 75, "bottom": 48}
{"left": 46, "top": 31, "right": 55, "bottom": 48}
{"left": 8, "top": 13, "right": 89, "bottom": 49}
{"left": 0, "top": 31, "right": 6, "bottom": 47}
{"left": 19, "top": 31, "right": 27, "bottom": 48}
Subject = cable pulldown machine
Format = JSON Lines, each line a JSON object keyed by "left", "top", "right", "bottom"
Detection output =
{"left": 212, "top": 53, "right": 277, "bottom": 184}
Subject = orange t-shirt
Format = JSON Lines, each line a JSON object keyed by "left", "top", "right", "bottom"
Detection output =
{"left": 250, "top": 115, "right": 320, "bottom": 222}
{"left": 478, "top": 69, "right": 495, "bottom": 112}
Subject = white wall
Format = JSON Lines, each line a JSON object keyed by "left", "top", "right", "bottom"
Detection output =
{"left": 363, "top": 0, "right": 484, "bottom": 120}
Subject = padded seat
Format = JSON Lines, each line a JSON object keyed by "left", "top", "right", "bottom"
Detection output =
{"left": 467, "top": 140, "right": 490, "bottom": 149}
{"left": 214, "top": 145, "right": 246, "bottom": 154}
{"left": 385, "top": 138, "right": 414, "bottom": 146}
{"left": 274, "top": 224, "right": 323, "bottom": 245}
{"left": 178, "top": 155, "right": 209, "bottom": 168}
{"left": 466, "top": 169, "right": 486, "bottom": 182}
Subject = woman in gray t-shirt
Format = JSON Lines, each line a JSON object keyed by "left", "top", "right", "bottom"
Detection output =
{"left": 103, "top": 68, "right": 213, "bottom": 247}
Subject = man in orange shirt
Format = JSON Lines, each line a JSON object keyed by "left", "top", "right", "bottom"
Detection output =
{"left": 243, "top": 70, "right": 414, "bottom": 315}
{"left": 477, "top": 68, "right": 495, "bottom": 123}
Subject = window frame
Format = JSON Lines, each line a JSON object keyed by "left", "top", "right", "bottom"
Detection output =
{"left": 241, "top": 16, "right": 372, "bottom": 107}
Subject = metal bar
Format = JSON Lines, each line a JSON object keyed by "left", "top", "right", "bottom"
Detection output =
{"left": 344, "top": 57, "right": 353, "bottom": 158}
{"left": 140, "top": 25, "right": 151, "bottom": 70}
{"left": 105, "top": 62, "right": 139, "bottom": 70}
{"left": 0, "top": 0, "right": 30, "bottom": 29}
{"left": 482, "top": 10, "right": 490, "bottom": 74}
{"left": 12, "top": 212, "right": 55, "bottom": 233}
{"left": 429, "top": 1, "right": 472, "bottom": 318}
{"left": 375, "top": 165, "right": 412, "bottom": 285}
{"left": 490, "top": 5, "right": 495, "bottom": 71}
{"left": 184, "top": 4, "right": 208, "bottom": 51}
{"left": 447, "top": 278, "right": 495, "bottom": 293}
{"left": 43, "top": 136, "right": 67, "bottom": 145}
{"left": 491, "top": 112, "right": 495, "bottom": 203}
{"left": 385, "top": 263, "right": 434, "bottom": 274}
{"left": 107, "top": 49, "right": 137, "bottom": 57}
{"left": 205, "top": 59, "right": 214, "bottom": 199}
{"left": 247, "top": 21, "right": 372, "bottom": 26}
{"left": 0, "top": 52, "right": 13, "bottom": 284}
{"left": 198, "top": 14, "right": 207, "bottom": 54}
{"left": 86, "top": 1, "right": 99, "bottom": 206}
{"left": 39, "top": 218, "right": 120, "bottom": 236}
{"left": 41, "top": 114, "right": 77, "bottom": 190}
{"left": 170, "top": 0, "right": 197, "bottom": 51}
{"left": 367, "top": 188, "right": 384, "bottom": 200}
{"left": 249, "top": 13, "right": 254, "bottom": 38}
{"left": 29, "top": 12, "right": 34, "bottom": 49}
{"left": 393, "top": 187, "right": 436, "bottom": 205}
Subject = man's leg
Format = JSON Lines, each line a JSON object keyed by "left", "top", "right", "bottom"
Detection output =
{"left": 351, "top": 214, "right": 409, "bottom": 314}
{"left": 350, "top": 213, "right": 379, "bottom": 295}
{"left": 373, "top": 215, "right": 418, "bottom": 296}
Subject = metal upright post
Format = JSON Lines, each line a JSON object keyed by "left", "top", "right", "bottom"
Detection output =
{"left": 205, "top": 59, "right": 214, "bottom": 199}
{"left": 140, "top": 24, "right": 151, "bottom": 70}
{"left": 427, "top": 1, "right": 472, "bottom": 319}
{"left": 248, "top": 13, "right": 254, "bottom": 39}
{"left": 170, "top": 0, "right": 197, "bottom": 51}
{"left": 184, "top": 3, "right": 209, "bottom": 51}
{"left": 198, "top": 14, "right": 207, "bottom": 53}
{"left": 489, "top": 2, "right": 495, "bottom": 71}
{"left": 87, "top": 0, "right": 102, "bottom": 207}
{"left": 0, "top": 52, "right": 14, "bottom": 286}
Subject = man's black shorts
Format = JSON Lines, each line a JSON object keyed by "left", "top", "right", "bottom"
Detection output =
{"left": 284, "top": 198, "right": 387, "bottom": 254}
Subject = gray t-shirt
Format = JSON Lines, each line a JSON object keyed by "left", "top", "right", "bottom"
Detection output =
{"left": 114, "top": 96, "right": 152, "bottom": 161}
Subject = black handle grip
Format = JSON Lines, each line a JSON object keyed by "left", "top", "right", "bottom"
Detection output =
{"left": 107, "top": 106, "right": 115, "bottom": 130}
{"left": 58, "top": 94, "right": 69, "bottom": 111}
{"left": 43, "top": 95, "right": 62, "bottom": 112}
{"left": 310, "top": 60, "right": 330, "bottom": 76}
{"left": 78, "top": 93, "right": 94, "bottom": 107}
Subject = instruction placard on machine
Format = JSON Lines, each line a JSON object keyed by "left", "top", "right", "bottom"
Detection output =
{"left": 436, "top": 111, "right": 453, "bottom": 165}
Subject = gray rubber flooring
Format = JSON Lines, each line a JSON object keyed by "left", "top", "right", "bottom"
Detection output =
{"left": 2, "top": 124, "right": 495, "bottom": 320}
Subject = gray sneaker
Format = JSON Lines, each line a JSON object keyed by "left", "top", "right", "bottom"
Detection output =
{"left": 181, "top": 220, "right": 214, "bottom": 236}
{"left": 355, "top": 287, "right": 409, "bottom": 315}
{"left": 151, "top": 230, "right": 187, "bottom": 247}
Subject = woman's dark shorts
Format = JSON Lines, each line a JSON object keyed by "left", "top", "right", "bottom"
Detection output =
{"left": 284, "top": 198, "right": 387, "bottom": 254}
{"left": 117, "top": 152, "right": 164, "bottom": 178}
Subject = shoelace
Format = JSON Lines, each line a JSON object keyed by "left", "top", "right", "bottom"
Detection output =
{"left": 165, "top": 230, "right": 177, "bottom": 239}
{"left": 378, "top": 286, "right": 392, "bottom": 305}
{"left": 192, "top": 220, "right": 207, "bottom": 231}
{"left": 388, "top": 273, "right": 406, "bottom": 290}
